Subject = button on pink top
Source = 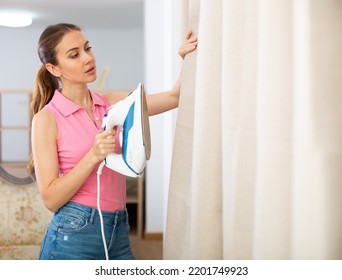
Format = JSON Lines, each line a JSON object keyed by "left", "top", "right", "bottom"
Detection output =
{"left": 44, "top": 90, "right": 126, "bottom": 212}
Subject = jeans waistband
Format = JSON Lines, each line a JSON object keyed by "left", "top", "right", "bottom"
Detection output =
{"left": 55, "top": 201, "right": 127, "bottom": 226}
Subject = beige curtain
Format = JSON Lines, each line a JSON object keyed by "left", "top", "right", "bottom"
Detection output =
{"left": 164, "top": 0, "right": 342, "bottom": 259}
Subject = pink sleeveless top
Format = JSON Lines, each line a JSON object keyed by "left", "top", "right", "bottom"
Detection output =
{"left": 44, "top": 89, "right": 126, "bottom": 212}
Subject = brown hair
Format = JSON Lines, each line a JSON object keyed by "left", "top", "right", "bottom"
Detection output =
{"left": 27, "top": 23, "right": 81, "bottom": 176}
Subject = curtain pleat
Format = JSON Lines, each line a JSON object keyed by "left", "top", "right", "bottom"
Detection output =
{"left": 291, "top": 0, "right": 342, "bottom": 259}
{"left": 221, "top": 0, "right": 259, "bottom": 260}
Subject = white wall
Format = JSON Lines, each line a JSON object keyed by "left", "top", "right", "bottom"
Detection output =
{"left": 0, "top": 28, "right": 41, "bottom": 89}
{"left": 144, "top": 0, "right": 181, "bottom": 234}
{"left": 84, "top": 28, "right": 144, "bottom": 90}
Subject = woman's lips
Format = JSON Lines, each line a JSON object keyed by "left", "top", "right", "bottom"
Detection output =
{"left": 86, "top": 66, "right": 96, "bottom": 74}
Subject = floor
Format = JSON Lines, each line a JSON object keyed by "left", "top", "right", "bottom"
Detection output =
{"left": 129, "top": 235, "right": 163, "bottom": 260}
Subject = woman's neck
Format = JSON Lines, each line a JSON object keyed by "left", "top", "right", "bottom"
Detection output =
{"left": 60, "top": 84, "right": 92, "bottom": 108}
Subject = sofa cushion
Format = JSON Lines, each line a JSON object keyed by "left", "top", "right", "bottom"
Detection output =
{"left": 0, "top": 179, "right": 52, "bottom": 259}
{"left": 0, "top": 245, "right": 41, "bottom": 260}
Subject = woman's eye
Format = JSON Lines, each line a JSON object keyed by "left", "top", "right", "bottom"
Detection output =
{"left": 70, "top": 53, "right": 79, "bottom": 59}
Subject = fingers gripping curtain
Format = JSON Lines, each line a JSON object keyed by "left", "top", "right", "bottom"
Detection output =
{"left": 164, "top": 0, "right": 342, "bottom": 260}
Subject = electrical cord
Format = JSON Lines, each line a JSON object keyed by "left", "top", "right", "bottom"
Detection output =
{"left": 96, "top": 161, "right": 109, "bottom": 260}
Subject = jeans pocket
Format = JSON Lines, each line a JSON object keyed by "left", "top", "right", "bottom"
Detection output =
{"left": 53, "top": 210, "right": 89, "bottom": 234}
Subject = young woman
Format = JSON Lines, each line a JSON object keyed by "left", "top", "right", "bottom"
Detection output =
{"left": 28, "top": 23, "right": 197, "bottom": 260}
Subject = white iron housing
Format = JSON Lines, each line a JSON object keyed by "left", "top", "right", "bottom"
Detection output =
{"left": 102, "top": 83, "right": 151, "bottom": 177}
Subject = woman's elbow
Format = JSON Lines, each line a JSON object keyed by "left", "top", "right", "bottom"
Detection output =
{"left": 39, "top": 190, "right": 61, "bottom": 213}
{"left": 41, "top": 197, "right": 59, "bottom": 213}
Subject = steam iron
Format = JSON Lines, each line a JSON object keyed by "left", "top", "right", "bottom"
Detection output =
{"left": 102, "top": 83, "right": 151, "bottom": 177}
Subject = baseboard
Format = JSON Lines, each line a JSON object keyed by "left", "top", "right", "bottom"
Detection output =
{"left": 144, "top": 233, "right": 163, "bottom": 241}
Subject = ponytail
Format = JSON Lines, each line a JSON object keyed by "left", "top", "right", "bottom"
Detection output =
{"left": 31, "top": 65, "right": 59, "bottom": 116}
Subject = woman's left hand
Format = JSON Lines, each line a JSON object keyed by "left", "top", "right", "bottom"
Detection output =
{"left": 178, "top": 31, "right": 198, "bottom": 59}
{"left": 143, "top": 31, "right": 198, "bottom": 116}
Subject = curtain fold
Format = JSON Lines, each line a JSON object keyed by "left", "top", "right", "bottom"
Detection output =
{"left": 164, "top": 0, "right": 342, "bottom": 260}
{"left": 221, "top": 0, "right": 259, "bottom": 260}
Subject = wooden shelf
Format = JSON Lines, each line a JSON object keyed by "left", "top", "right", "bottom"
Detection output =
{"left": 126, "top": 176, "right": 144, "bottom": 239}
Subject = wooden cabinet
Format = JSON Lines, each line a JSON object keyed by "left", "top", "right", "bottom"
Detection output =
{"left": 126, "top": 176, "right": 144, "bottom": 238}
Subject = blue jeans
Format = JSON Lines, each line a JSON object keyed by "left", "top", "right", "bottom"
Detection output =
{"left": 39, "top": 202, "right": 135, "bottom": 260}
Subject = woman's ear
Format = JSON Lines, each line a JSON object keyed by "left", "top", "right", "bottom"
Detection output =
{"left": 45, "top": 63, "right": 61, "bottom": 78}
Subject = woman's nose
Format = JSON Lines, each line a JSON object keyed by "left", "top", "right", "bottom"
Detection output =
{"left": 83, "top": 51, "right": 93, "bottom": 63}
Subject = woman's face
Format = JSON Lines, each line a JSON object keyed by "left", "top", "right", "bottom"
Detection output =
{"left": 51, "top": 30, "right": 97, "bottom": 85}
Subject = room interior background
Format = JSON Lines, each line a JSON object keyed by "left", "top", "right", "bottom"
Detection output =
{"left": 0, "top": 0, "right": 181, "bottom": 238}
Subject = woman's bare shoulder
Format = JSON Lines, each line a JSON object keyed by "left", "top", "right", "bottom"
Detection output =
{"left": 32, "top": 109, "right": 57, "bottom": 133}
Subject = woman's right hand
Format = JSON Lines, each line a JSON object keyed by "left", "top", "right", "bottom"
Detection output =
{"left": 90, "top": 128, "right": 117, "bottom": 162}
